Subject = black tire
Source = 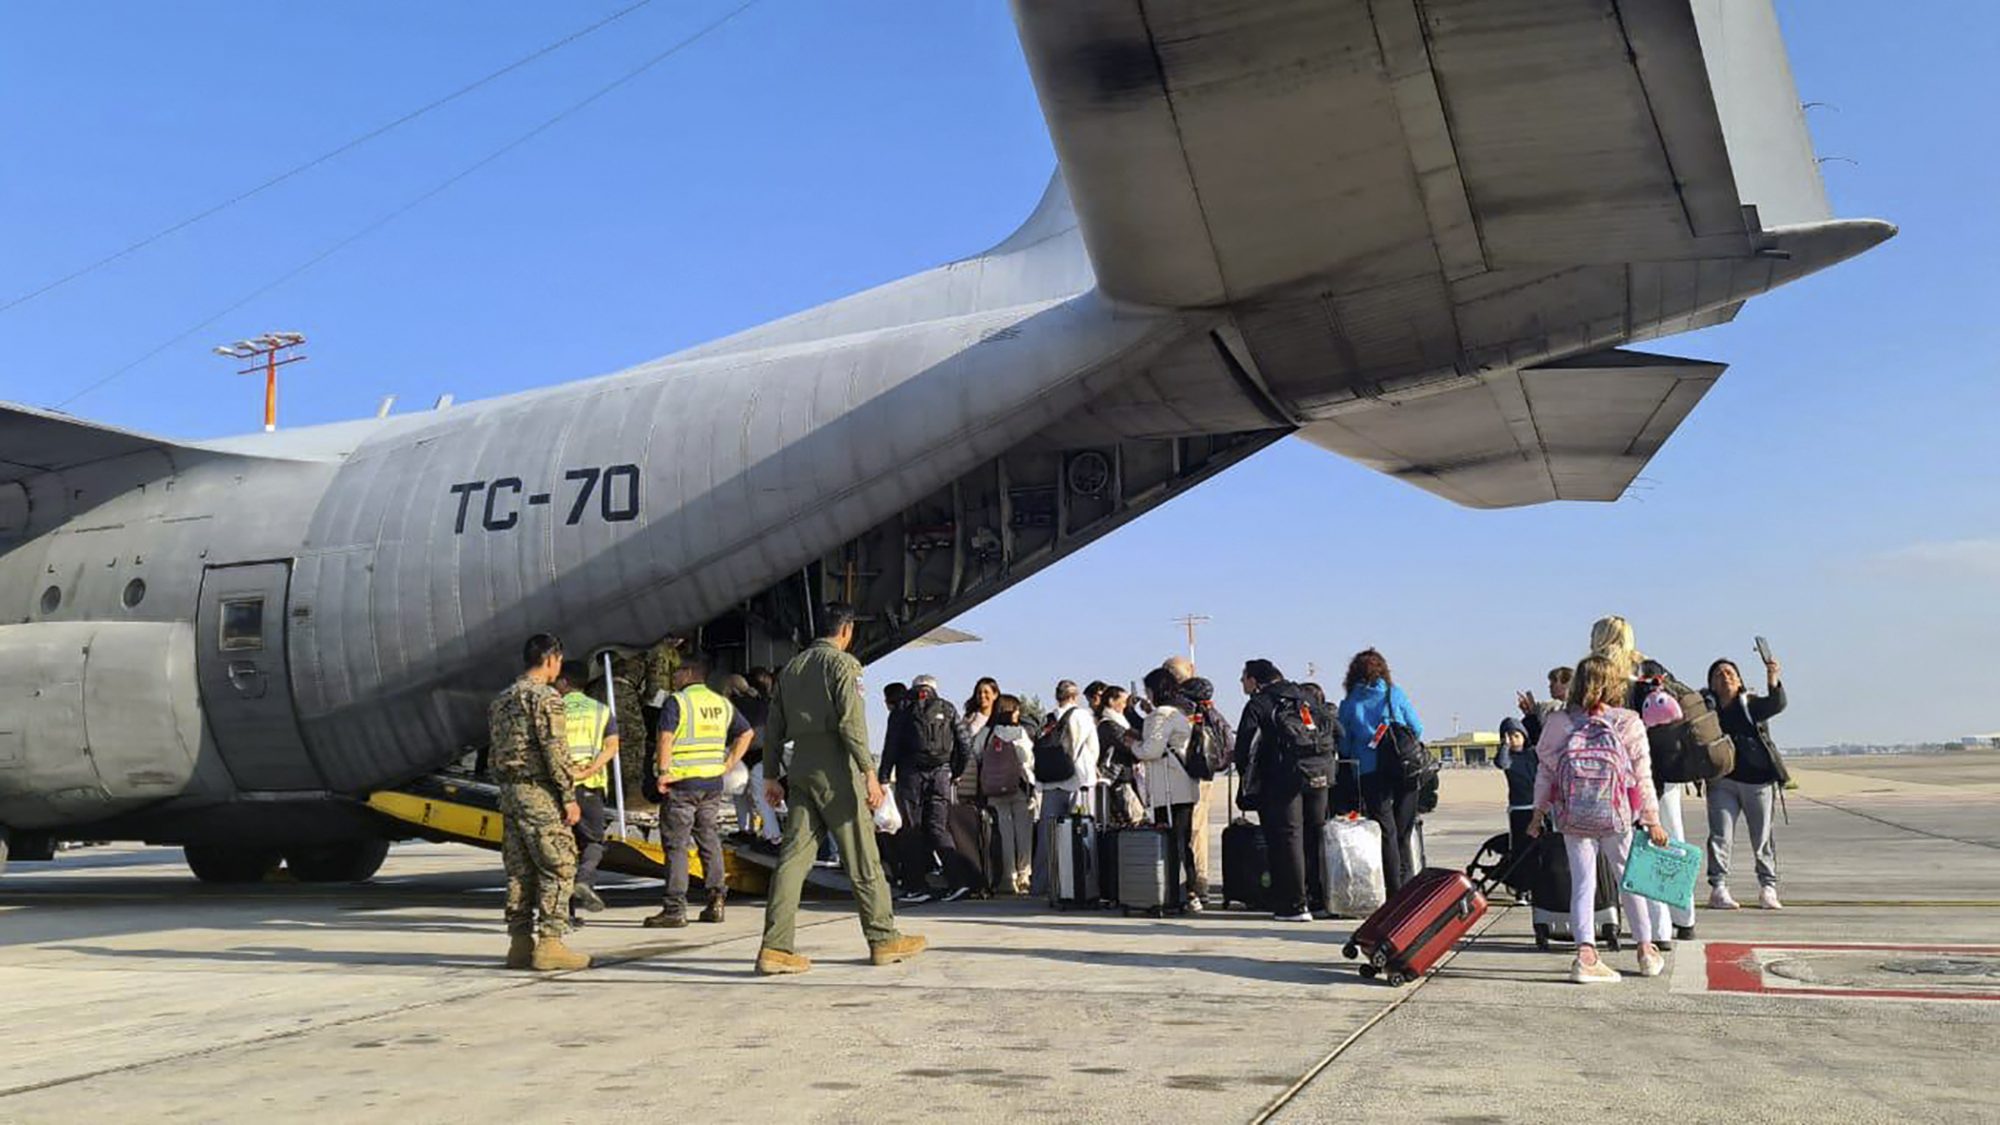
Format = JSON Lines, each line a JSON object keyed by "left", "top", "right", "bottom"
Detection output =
{"left": 1369, "top": 948, "right": 1390, "bottom": 970}
{"left": 1357, "top": 964, "right": 1378, "bottom": 979}
{"left": 1386, "top": 970, "right": 1409, "bottom": 987}
{"left": 285, "top": 839, "right": 391, "bottom": 883}
{"left": 1534, "top": 923, "right": 1552, "bottom": 952}
{"left": 184, "top": 844, "right": 281, "bottom": 884}
{"left": 1342, "top": 942, "right": 1359, "bottom": 960}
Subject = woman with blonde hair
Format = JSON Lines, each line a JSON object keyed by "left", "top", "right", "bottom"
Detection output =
{"left": 1589, "top": 614, "right": 1699, "bottom": 943}
{"left": 1529, "top": 654, "right": 1668, "bottom": 984}
{"left": 1589, "top": 615, "right": 1642, "bottom": 691}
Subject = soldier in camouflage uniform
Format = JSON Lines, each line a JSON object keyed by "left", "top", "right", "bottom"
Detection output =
{"left": 609, "top": 636, "right": 685, "bottom": 814}
{"left": 489, "top": 633, "right": 591, "bottom": 972}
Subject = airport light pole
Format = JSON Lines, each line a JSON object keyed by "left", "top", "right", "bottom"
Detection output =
{"left": 1172, "top": 613, "right": 1211, "bottom": 667}
{"left": 213, "top": 332, "right": 307, "bottom": 432}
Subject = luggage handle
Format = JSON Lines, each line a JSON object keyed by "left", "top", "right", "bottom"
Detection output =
{"left": 1463, "top": 829, "right": 1548, "bottom": 897}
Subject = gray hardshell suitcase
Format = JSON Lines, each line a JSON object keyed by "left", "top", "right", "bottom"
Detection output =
{"left": 1115, "top": 813, "right": 1183, "bottom": 915}
{"left": 1048, "top": 807, "right": 1099, "bottom": 910}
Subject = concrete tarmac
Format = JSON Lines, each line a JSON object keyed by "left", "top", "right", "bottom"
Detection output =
{"left": 4, "top": 752, "right": 1997, "bottom": 1123}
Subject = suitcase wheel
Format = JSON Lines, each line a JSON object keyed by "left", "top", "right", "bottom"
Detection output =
{"left": 1386, "top": 970, "right": 1410, "bottom": 987}
{"left": 1534, "top": 923, "right": 1552, "bottom": 952}
{"left": 1368, "top": 948, "right": 1389, "bottom": 970}
{"left": 1341, "top": 941, "right": 1359, "bottom": 961}
{"left": 1357, "top": 963, "right": 1378, "bottom": 980}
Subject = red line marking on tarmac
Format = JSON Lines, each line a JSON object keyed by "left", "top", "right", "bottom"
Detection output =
{"left": 1706, "top": 942, "right": 2000, "bottom": 1002}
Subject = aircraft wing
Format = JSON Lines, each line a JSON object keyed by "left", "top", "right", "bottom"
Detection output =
{"left": 0, "top": 401, "right": 178, "bottom": 484}
{"left": 1009, "top": 0, "right": 1826, "bottom": 308}
{"left": 1297, "top": 348, "right": 1725, "bottom": 508}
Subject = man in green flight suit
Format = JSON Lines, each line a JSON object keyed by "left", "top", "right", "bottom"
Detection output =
{"left": 755, "top": 603, "right": 925, "bottom": 975}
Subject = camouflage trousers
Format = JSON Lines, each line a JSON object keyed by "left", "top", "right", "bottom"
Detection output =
{"left": 499, "top": 782, "right": 578, "bottom": 938}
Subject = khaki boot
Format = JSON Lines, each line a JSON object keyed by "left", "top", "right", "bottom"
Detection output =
{"left": 869, "top": 933, "right": 927, "bottom": 966}
{"left": 755, "top": 947, "right": 811, "bottom": 976}
{"left": 699, "top": 893, "right": 726, "bottom": 924}
{"left": 505, "top": 932, "right": 535, "bottom": 970}
{"left": 530, "top": 934, "right": 591, "bottom": 972}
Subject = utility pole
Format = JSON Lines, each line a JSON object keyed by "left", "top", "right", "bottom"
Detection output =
{"left": 214, "top": 332, "right": 307, "bottom": 432}
{"left": 1171, "top": 613, "right": 1210, "bottom": 666}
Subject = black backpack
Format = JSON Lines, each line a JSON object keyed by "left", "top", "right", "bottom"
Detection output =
{"left": 1267, "top": 687, "right": 1335, "bottom": 787}
{"left": 1180, "top": 714, "right": 1222, "bottom": 780}
{"left": 1031, "top": 708, "right": 1079, "bottom": 784}
{"left": 912, "top": 695, "right": 958, "bottom": 769}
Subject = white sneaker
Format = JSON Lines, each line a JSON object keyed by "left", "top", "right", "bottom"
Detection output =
{"left": 1274, "top": 911, "right": 1313, "bottom": 923}
{"left": 1758, "top": 885, "right": 1784, "bottom": 910}
{"left": 1708, "top": 885, "right": 1740, "bottom": 911}
{"left": 1186, "top": 897, "right": 1205, "bottom": 913}
{"left": 1637, "top": 948, "right": 1666, "bottom": 978}
{"left": 1571, "top": 955, "right": 1621, "bottom": 984}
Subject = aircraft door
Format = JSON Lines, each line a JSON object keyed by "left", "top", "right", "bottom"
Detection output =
{"left": 194, "top": 561, "right": 323, "bottom": 791}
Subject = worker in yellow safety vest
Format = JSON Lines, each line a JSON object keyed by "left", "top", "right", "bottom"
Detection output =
{"left": 555, "top": 663, "right": 618, "bottom": 920}
{"left": 644, "top": 655, "right": 754, "bottom": 928}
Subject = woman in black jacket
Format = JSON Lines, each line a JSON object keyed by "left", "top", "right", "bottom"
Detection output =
{"left": 1702, "top": 656, "right": 1790, "bottom": 911}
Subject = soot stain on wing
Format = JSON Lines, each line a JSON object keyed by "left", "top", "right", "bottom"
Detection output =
{"left": 1069, "top": 39, "right": 1165, "bottom": 105}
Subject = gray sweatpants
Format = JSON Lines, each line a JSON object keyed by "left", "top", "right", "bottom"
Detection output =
{"left": 1705, "top": 778, "right": 1778, "bottom": 889}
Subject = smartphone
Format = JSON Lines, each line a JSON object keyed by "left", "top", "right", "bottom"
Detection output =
{"left": 1754, "top": 635, "right": 1775, "bottom": 665}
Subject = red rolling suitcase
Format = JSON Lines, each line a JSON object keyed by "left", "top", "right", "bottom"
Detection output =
{"left": 1343, "top": 837, "right": 1544, "bottom": 985}
{"left": 1342, "top": 868, "right": 1486, "bottom": 985}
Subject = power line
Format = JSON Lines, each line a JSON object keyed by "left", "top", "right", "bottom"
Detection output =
{"left": 2, "top": 0, "right": 659, "bottom": 317}
{"left": 55, "top": 0, "right": 765, "bottom": 411}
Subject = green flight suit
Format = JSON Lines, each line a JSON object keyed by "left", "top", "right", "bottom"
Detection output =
{"left": 759, "top": 638, "right": 902, "bottom": 953}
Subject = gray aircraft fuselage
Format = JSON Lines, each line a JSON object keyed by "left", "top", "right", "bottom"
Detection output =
{"left": 0, "top": 1, "right": 1890, "bottom": 870}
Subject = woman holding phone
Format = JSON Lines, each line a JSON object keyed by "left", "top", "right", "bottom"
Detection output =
{"left": 1703, "top": 650, "right": 1790, "bottom": 910}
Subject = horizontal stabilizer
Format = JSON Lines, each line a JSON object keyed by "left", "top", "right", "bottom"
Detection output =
{"left": 1298, "top": 349, "right": 1725, "bottom": 509}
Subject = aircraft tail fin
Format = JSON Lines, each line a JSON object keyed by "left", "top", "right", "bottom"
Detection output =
{"left": 0, "top": 400, "right": 189, "bottom": 486}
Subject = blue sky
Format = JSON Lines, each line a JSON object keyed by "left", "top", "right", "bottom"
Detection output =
{"left": 2, "top": 2, "right": 1993, "bottom": 746}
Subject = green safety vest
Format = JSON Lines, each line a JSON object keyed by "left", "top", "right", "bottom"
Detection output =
{"left": 668, "top": 683, "right": 732, "bottom": 782}
{"left": 563, "top": 692, "right": 611, "bottom": 791}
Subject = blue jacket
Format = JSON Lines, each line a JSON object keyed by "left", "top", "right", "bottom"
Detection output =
{"left": 1337, "top": 680, "right": 1423, "bottom": 776}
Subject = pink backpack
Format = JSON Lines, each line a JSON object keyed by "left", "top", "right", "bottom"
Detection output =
{"left": 1555, "top": 714, "right": 1638, "bottom": 836}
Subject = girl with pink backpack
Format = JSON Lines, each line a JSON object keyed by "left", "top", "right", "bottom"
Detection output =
{"left": 1527, "top": 654, "right": 1670, "bottom": 984}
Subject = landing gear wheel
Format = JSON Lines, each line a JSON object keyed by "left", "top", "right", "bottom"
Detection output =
{"left": 184, "top": 844, "right": 281, "bottom": 884}
{"left": 1357, "top": 964, "right": 1379, "bottom": 979}
{"left": 285, "top": 839, "right": 391, "bottom": 883}
{"left": 1342, "top": 941, "right": 1359, "bottom": 961}
{"left": 1534, "top": 923, "right": 1552, "bottom": 951}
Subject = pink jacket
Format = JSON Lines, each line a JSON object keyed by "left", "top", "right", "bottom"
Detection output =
{"left": 1531, "top": 706, "right": 1660, "bottom": 830}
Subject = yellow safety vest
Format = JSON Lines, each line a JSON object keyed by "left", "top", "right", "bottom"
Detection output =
{"left": 563, "top": 692, "right": 611, "bottom": 791}
{"left": 668, "top": 683, "right": 732, "bottom": 782}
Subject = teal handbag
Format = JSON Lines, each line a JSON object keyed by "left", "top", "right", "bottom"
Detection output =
{"left": 1620, "top": 836, "right": 1701, "bottom": 908}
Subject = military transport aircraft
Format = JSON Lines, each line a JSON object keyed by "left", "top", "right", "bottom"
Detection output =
{"left": 0, "top": 1, "right": 1890, "bottom": 880}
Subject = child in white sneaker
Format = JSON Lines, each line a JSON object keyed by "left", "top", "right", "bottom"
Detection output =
{"left": 1529, "top": 654, "right": 1670, "bottom": 984}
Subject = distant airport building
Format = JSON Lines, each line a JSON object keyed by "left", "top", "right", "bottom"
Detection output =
{"left": 1431, "top": 731, "right": 1501, "bottom": 767}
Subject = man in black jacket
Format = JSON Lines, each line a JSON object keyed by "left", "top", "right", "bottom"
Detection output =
{"left": 882, "top": 675, "right": 977, "bottom": 904}
{"left": 1235, "top": 659, "right": 1336, "bottom": 922}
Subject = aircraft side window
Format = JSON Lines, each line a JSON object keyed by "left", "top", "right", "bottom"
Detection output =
{"left": 219, "top": 597, "right": 265, "bottom": 651}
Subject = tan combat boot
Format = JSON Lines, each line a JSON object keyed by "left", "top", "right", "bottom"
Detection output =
{"left": 699, "top": 893, "right": 726, "bottom": 924}
{"left": 530, "top": 934, "right": 592, "bottom": 972}
{"left": 755, "top": 947, "right": 811, "bottom": 975}
{"left": 869, "top": 933, "right": 927, "bottom": 966}
{"left": 506, "top": 931, "right": 535, "bottom": 970}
